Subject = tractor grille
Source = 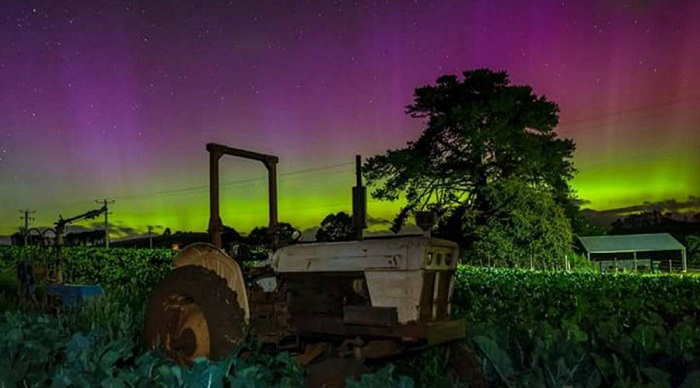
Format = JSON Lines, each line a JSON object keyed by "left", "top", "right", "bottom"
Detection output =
{"left": 419, "top": 271, "right": 454, "bottom": 322}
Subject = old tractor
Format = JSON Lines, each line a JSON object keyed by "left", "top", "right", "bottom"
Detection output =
{"left": 144, "top": 143, "right": 465, "bottom": 383}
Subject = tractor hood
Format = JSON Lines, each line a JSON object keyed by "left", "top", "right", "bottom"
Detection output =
{"left": 272, "top": 235, "right": 459, "bottom": 273}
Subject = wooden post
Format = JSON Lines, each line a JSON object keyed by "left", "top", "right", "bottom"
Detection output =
{"left": 681, "top": 248, "right": 687, "bottom": 272}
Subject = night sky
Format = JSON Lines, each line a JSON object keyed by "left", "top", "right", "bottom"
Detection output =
{"left": 1, "top": 0, "right": 699, "bottom": 238}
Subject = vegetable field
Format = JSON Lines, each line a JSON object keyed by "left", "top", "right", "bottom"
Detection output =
{"left": 2, "top": 246, "right": 700, "bottom": 387}
{"left": 453, "top": 267, "right": 700, "bottom": 387}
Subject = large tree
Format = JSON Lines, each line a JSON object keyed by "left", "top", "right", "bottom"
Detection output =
{"left": 364, "top": 69, "right": 576, "bottom": 233}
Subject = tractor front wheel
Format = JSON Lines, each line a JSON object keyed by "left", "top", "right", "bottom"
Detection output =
{"left": 144, "top": 265, "right": 245, "bottom": 363}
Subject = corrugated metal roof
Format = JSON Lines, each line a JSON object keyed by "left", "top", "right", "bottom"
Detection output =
{"left": 577, "top": 233, "right": 685, "bottom": 254}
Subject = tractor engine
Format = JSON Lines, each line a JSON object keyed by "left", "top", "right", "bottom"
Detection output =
{"left": 268, "top": 236, "right": 462, "bottom": 348}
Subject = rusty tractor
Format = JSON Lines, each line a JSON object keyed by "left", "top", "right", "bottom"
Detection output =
{"left": 144, "top": 143, "right": 467, "bottom": 385}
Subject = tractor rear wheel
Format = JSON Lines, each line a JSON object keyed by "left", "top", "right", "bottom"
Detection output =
{"left": 144, "top": 265, "right": 245, "bottom": 363}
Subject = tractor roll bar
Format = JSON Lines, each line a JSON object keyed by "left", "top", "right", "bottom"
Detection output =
{"left": 206, "top": 143, "right": 279, "bottom": 250}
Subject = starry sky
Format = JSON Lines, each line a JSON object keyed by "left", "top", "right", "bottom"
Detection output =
{"left": 1, "top": 0, "right": 699, "bottom": 238}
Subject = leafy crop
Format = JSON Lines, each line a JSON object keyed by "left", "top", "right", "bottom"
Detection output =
{"left": 453, "top": 266, "right": 700, "bottom": 387}
{"left": 0, "top": 246, "right": 173, "bottom": 305}
{"left": 0, "top": 247, "right": 410, "bottom": 386}
{"left": 4, "top": 246, "right": 700, "bottom": 387}
{"left": 0, "top": 306, "right": 306, "bottom": 387}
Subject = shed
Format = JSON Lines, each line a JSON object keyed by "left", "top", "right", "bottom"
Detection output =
{"left": 575, "top": 233, "right": 687, "bottom": 272}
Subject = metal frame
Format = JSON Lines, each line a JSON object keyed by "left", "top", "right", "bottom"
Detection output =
{"left": 206, "top": 143, "right": 279, "bottom": 249}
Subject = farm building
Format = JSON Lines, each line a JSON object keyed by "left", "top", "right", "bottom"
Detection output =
{"left": 575, "top": 233, "right": 687, "bottom": 272}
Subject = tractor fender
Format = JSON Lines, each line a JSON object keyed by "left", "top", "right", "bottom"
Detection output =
{"left": 173, "top": 243, "right": 250, "bottom": 323}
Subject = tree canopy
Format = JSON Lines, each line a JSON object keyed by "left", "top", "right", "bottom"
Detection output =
{"left": 246, "top": 222, "right": 299, "bottom": 247}
{"left": 364, "top": 69, "right": 576, "bottom": 233}
{"left": 315, "top": 212, "right": 356, "bottom": 242}
{"left": 468, "top": 178, "right": 572, "bottom": 268}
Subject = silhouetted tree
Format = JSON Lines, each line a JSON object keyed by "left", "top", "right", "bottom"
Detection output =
{"left": 221, "top": 225, "right": 242, "bottom": 243}
{"left": 364, "top": 69, "right": 577, "bottom": 242}
{"left": 316, "top": 212, "right": 356, "bottom": 242}
{"left": 64, "top": 230, "right": 104, "bottom": 246}
{"left": 11, "top": 231, "right": 24, "bottom": 246}
{"left": 247, "top": 222, "right": 299, "bottom": 247}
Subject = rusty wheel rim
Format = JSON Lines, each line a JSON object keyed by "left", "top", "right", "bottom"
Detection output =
{"left": 163, "top": 294, "right": 211, "bottom": 364}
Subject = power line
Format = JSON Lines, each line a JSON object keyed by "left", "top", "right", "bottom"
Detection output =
{"left": 95, "top": 199, "right": 115, "bottom": 248}
{"left": 24, "top": 162, "right": 355, "bottom": 213}
{"left": 560, "top": 95, "right": 700, "bottom": 132}
{"left": 221, "top": 198, "right": 387, "bottom": 217}
{"left": 111, "top": 162, "right": 354, "bottom": 202}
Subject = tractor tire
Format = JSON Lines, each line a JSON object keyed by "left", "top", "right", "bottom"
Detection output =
{"left": 144, "top": 265, "right": 245, "bottom": 364}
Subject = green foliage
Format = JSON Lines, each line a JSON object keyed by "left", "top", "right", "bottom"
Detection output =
{"left": 394, "top": 346, "right": 453, "bottom": 388}
{"left": 0, "top": 245, "right": 54, "bottom": 268}
{"left": 0, "top": 267, "right": 18, "bottom": 308}
{"left": 685, "top": 234, "right": 700, "bottom": 267}
{"left": 453, "top": 266, "right": 700, "bottom": 387}
{"left": 5, "top": 245, "right": 700, "bottom": 387}
{"left": 228, "top": 341, "right": 304, "bottom": 387}
{"left": 0, "top": 246, "right": 410, "bottom": 387}
{"left": 364, "top": 69, "right": 576, "bottom": 233}
{"left": 346, "top": 364, "right": 414, "bottom": 388}
{"left": 60, "top": 248, "right": 173, "bottom": 298}
{"left": 0, "top": 299, "right": 416, "bottom": 387}
{"left": 0, "top": 305, "right": 305, "bottom": 387}
{"left": 58, "top": 296, "right": 143, "bottom": 345}
{"left": 0, "top": 246, "right": 173, "bottom": 305}
{"left": 315, "top": 212, "right": 357, "bottom": 242}
{"left": 466, "top": 178, "right": 573, "bottom": 269}
{"left": 0, "top": 312, "right": 67, "bottom": 385}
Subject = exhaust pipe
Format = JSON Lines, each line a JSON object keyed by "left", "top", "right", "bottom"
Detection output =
{"left": 352, "top": 155, "right": 367, "bottom": 240}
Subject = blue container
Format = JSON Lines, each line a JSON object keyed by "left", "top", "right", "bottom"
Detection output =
{"left": 47, "top": 284, "right": 104, "bottom": 308}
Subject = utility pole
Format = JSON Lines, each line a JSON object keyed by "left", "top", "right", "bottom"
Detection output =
{"left": 19, "top": 209, "right": 36, "bottom": 246}
{"left": 147, "top": 225, "right": 154, "bottom": 249}
{"left": 95, "top": 199, "right": 115, "bottom": 248}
